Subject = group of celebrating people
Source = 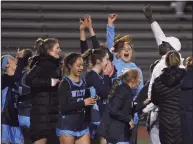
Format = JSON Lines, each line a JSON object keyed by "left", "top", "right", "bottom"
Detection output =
{"left": 1, "top": 4, "right": 192, "bottom": 144}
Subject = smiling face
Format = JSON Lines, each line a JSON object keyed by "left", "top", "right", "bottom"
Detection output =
{"left": 48, "top": 42, "right": 61, "bottom": 58}
{"left": 118, "top": 42, "right": 132, "bottom": 62}
{"left": 70, "top": 57, "right": 84, "bottom": 77}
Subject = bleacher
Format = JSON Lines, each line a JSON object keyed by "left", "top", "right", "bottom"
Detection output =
{"left": 1, "top": 1, "right": 192, "bottom": 81}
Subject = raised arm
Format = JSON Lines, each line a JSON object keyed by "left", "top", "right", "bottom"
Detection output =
{"left": 80, "top": 17, "right": 88, "bottom": 53}
{"left": 86, "top": 15, "right": 100, "bottom": 49}
{"left": 143, "top": 4, "right": 166, "bottom": 46}
{"left": 11, "top": 57, "right": 27, "bottom": 82}
{"left": 106, "top": 14, "right": 117, "bottom": 50}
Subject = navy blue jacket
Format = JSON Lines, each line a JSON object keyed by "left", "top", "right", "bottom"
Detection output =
{"left": 96, "top": 83, "right": 133, "bottom": 142}
{"left": 180, "top": 68, "right": 193, "bottom": 144}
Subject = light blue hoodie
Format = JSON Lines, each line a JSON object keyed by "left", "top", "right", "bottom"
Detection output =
{"left": 106, "top": 24, "right": 144, "bottom": 124}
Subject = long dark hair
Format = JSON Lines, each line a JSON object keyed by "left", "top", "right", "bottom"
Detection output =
{"left": 22, "top": 49, "right": 33, "bottom": 67}
{"left": 82, "top": 48, "right": 112, "bottom": 68}
{"left": 89, "top": 48, "right": 108, "bottom": 66}
{"left": 63, "top": 53, "right": 82, "bottom": 74}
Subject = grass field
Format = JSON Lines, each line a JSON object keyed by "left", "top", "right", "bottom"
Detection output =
{"left": 138, "top": 140, "right": 150, "bottom": 144}
{"left": 137, "top": 125, "right": 150, "bottom": 144}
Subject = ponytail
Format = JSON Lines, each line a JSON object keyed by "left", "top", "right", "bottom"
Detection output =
{"left": 165, "top": 50, "right": 180, "bottom": 67}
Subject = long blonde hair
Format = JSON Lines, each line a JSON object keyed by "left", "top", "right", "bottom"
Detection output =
{"left": 108, "top": 69, "right": 140, "bottom": 99}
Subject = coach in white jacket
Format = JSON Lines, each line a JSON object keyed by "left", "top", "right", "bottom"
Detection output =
{"left": 142, "top": 4, "right": 185, "bottom": 144}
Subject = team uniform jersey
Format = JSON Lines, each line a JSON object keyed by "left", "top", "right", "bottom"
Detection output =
{"left": 56, "top": 76, "right": 89, "bottom": 137}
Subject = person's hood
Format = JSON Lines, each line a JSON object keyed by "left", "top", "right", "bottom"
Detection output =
{"left": 181, "top": 68, "right": 193, "bottom": 89}
{"left": 160, "top": 67, "right": 186, "bottom": 87}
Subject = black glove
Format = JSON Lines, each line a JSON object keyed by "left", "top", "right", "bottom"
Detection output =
{"left": 143, "top": 4, "right": 155, "bottom": 24}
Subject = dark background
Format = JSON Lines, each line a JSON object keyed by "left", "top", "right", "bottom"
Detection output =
{"left": 1, "top": 1, "right": 192, "bottom": 82}
{"left": 1, "top": 1, "right": 192, "bottom": 143}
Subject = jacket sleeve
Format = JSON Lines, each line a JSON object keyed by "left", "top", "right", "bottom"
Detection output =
{"left": 91, "top": 35, "right": 100, "bottom": 49}
{"left": 26, "top": 64, "right": 51, "bottom": 88}
{"left": 106, "top": 24, "right": 115, "bottom": 49}
{"left": 133, "top": 101, "right": 151, "bottom": 113}
{"left": 148, "top": 63, "right": 159, "bottom": 98}
{"left": 80, "top": 40, "right": 89, "bottom": 54}
{"left": 151, "top": 21, "right": 166, "bottom": 46}
{"left": 109, "top": 87, "right": 132, "bottom": 123}
{"left": 151, "top": 82, "right": 160, "bottom": 106}
{"left": 11, "top": 57, "right": 27, "bottom": 82}
{"left": 58, "top": 79, "right": 85, "bottom": 115}
{"left": 135, "top": 81, "right": 149, "bottom": 103}
{"left": 144, "top": 75, "right": 158, "bottom": 113}
{"left": 86, "top": 72, "right": 111, "bottom": 98}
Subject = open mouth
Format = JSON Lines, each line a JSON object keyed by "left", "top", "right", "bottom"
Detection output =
{"left": 124, "top": 53, "right": 129, "bottom": 58}
{"left": 78, "top": 70, "right": 82, "bottom": 74}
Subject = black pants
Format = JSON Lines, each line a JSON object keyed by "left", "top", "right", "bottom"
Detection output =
{"left": 130, "top": 124, "right": 138, "bottom": 144}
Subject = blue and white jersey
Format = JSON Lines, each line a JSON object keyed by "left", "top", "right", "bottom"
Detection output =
{"left": 57, "top": 76, "right": 88, "bottom": 131}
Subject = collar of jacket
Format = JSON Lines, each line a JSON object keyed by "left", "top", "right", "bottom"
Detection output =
{"left": 30, "top": 55, "right": 61, "bottom": 68}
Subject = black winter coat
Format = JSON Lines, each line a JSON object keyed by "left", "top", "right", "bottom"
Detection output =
{"left": 180, "top": 67, "right": 193, "bottom": 144}
{"left": 26, "top": 55, "right": 61, "bottom": 142}
{"left": 96, "top": 83, "right": 133, "bottom": 143}
{"left": 151, "top": 67, "right": 185, "bottom": 144}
